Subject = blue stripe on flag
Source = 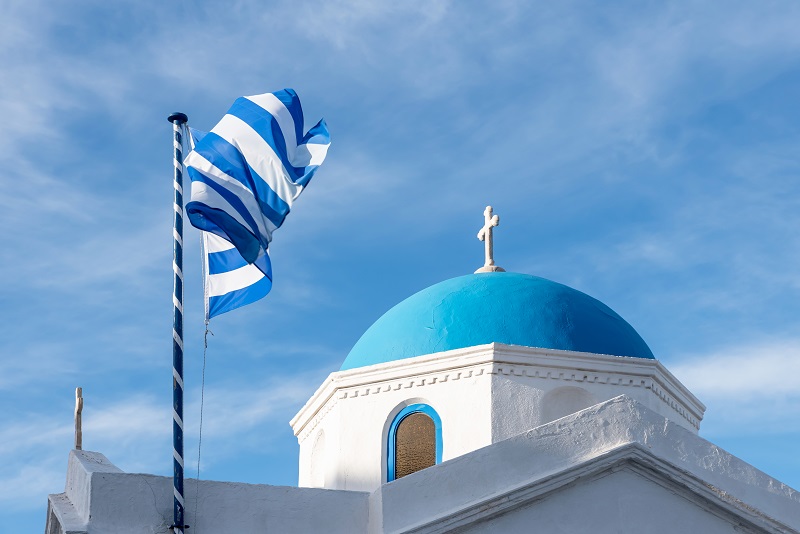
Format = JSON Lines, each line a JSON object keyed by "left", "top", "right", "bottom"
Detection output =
{"left": 186, "top": 166, "right": 266, "bottom": 240}
{"left": 304, "top": 119, "right": 330, "bottom": 145}
{"left": 208, "top": 275, "right": 272, "bottom": 318}
{"left": 207, "top": 247, "right": 248, "bottom": 274}
{"left": 228, "top": 98, "right": 297, "bottom": 178}
{"left": 294, "top": 119, "right": 330, "bottom": 187}
{"left": 191, "top": 131, "right": 290, "bottom": 227}
{"left": 271, "top": 88, "right": 304, "bottom": 144}
{"left": 187, "top": 200, "right": 262, "bottom": 264}
{"left": 204, "top": 232, "right": 273, "bottom": 319}
{"left": 208, "top": 246, "right": 271, "bottom": 275}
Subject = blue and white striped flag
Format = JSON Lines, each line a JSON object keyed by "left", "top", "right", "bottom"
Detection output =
{"left": 185, "top": 89, "right": 330, "bottom": 318}
{"left": 203, "top": 232, "right": 272, "bottom": 319}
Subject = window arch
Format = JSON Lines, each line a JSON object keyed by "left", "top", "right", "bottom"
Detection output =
{"left": 387, "top": 404, "right": 442, "bottom": 482}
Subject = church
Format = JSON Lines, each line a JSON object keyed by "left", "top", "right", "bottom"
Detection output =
{"left": 46, "top": 208, "right": 800, "bottom": 533}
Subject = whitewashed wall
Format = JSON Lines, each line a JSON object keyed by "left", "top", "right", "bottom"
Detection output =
{"left": 297, "top": 366, "right": 493, "bottom": 491}
{"left": 48, "top": 397, "right": 798, "bottom": 534}
{"left": 47, "top": 450, "right": 369, "bottom": 534}
{"left": 292, "top": 343, "right": 705, "bottom": 493}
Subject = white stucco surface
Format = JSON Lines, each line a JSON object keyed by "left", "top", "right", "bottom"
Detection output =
{"left": 292, "top": 343, "right": 705, "bottom": 493}
{"left": 48, "top": 396, "right": 800, "bottom": 534}
{"left": 369, "top": 395, "right": 798, "bottom": 534}
{"left": 47, "top": 450, "right": 369, "bottom": 534}
{"left": 294, "top": 347, "right": 494, "bottom": 491}
{"left": 457, "top": 468, "right": 753, "bottom": 534}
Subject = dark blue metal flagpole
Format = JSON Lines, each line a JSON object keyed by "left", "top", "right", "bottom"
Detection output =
{"left": 168, "top": 111, "right": 188, "bottom": 534}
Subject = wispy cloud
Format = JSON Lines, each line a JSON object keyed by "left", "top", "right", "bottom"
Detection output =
{"left": 672, "top": 340, "right": 800, "bottom": 397}
{"left": 670, "top": 339, "right": 800, "bottom": 436}
{"left": 0, "top": 369, "right": 321, "bottom": 510}
{"left": 0, "top": 461, "right": 67, "bottom": 510}
{"left": 296, "top": 0, "right": 450, "bottom": 51}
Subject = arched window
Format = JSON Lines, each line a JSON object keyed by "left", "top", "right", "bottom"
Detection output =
{"left": 387, "top": 404, "right": 442, "bottom": 482}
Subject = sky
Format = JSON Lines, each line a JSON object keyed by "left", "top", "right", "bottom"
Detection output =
{"left": 2, "top": 0, "right": 800, "bottom": 531}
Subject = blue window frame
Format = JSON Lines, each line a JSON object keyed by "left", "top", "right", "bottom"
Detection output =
{"left": 387, "top": 403, "right": 442, "bottom": 482}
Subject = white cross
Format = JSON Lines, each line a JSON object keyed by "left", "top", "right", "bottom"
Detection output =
{"left": 74, "top": 387, "right": 83, "bottom": 450}
{"left": 475, "top": 206, "right": 505, "bottom": 273}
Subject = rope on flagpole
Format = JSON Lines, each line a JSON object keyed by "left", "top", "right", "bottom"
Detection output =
{"left": 194, "top": 320, "right": 211, "bottom": 526}
{"left": 194, "top": 231, "right": 212, "bottom": 531}
{"left": 168, "top": 111, "right": 188, "bottom": 534}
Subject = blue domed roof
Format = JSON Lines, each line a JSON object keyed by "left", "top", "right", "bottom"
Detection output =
{"left": 341, "top": 272, "right": 654, "bottom": 371}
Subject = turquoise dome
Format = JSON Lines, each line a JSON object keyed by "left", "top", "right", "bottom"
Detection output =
{"left": 341, "top": 272, "right": 654, "bottom": 370}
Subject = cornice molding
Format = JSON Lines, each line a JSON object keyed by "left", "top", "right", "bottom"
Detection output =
{"left": 491, "top": 363, "right": 701, "bottom": 430}
{"left": 291, "top": 344, "right": 705, "bottom": 439}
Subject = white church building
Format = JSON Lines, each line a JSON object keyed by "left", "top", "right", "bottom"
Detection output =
{"left": 46, "top": 211, "right": 800, "bottom": 533}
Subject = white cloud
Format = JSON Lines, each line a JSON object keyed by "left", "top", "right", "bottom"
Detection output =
{"left": 0, "top": 421, "right": 72, "bottom": 459}
{"left": 670, "top": 339, "right": 800, "bottom": 437}
{"left": 671, "top": 340, "right": 800, "bottom": 397}
{"left": 0, "top": 369, "right": 321, "bottom": 510}
{"left": 295, "top": 0, "right": 450, "bottom": 50}
{"left": 0, "top": 461, "right": 66, "bottom": 511}
{"left": 0, "top": 345, "right": 79, "bottom": 390}
{"left": 84, "top": 395, "right": 169, "bottom": 444}
{"left": 187, "top": 379, "right": 311, "bottom": 439}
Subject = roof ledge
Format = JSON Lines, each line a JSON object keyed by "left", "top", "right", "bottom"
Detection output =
{"left": 371, "top": 395, "right": 799, "bottom": 534}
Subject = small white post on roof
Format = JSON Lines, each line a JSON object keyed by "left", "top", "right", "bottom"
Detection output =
{"left": 475, "top": 206, "right": 505, "bottom": 273}
{"left": 74, "top": 387, "right": 83, "bottom": 450}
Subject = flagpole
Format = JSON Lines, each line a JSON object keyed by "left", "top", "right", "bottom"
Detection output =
{"left": 168, "top": 111, "right": 188, "bottom": 534}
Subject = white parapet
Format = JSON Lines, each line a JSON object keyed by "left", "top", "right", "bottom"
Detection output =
{"left": 46, "top": 449, "right": 369, "bottom": 534}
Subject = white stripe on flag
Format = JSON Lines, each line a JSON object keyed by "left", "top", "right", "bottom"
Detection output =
{"left": 208, "top": 263, "right": 266, "bottom": 297}
{"left": 203, "top": 232, "right": 264, "bottom": 297}
{"left": 213, "top": 114, "right": 303, "bottom": 206}
{"left": 205, "top": 232, "right": 236, "bottom": 252}
{"left": 244, "top": 93, "right": 298, "bottom": 162}
{"left": 203, "top": 231, "right": 270, "bottom": 319}
{"left": 293, "top": 142, "right": 331, "bottom": 168}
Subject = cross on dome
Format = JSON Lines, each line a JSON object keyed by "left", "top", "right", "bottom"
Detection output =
{"left": 475, "top": 206, "right": 505, "bottom": 273}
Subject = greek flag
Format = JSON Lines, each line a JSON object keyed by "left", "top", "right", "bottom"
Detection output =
{"left": 185, "top": 89, "right": 330, "bottom": 318}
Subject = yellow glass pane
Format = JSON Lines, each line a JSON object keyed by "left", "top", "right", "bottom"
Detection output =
{"left": 395, "top": 412, "right": 436, "bottom": 479}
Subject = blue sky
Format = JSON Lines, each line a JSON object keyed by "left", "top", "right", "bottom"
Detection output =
{"left": 2, "top": 1, "right": 800, "bottom": 531}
